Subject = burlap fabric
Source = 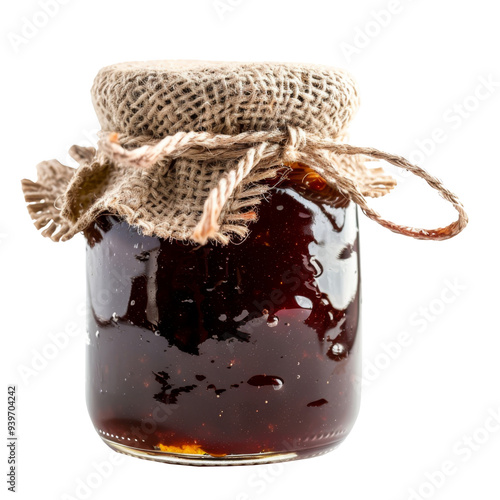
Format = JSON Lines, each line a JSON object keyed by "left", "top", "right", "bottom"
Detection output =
{"left": 21, "top": 61, "right": 467, "bottom": 244}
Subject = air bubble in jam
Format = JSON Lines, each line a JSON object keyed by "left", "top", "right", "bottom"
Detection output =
{"left": 247, "top": 375, "right": 284, "bottom": 390}
{"left": 267, "top": 315, "right": 279, "bottom": 327}
{"left": 111, "top": 312, "right": 118, "bottom": 323}
{"left": 328, "top": 342, "right": 348, "bottom": 361}
{"left": 331, "top": 343, "right": 344, "bottom": 355}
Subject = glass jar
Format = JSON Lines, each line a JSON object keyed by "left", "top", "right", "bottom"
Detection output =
{"left": 84, "top": 165, "right": 361, "bottom": 465}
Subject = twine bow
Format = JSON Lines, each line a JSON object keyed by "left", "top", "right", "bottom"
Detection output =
{"left": 99, "top": 127, "right": 468, "bottom": 245}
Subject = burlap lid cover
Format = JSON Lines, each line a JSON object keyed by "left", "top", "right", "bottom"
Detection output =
{"left": 22, "top": 60, "right": 467, "bottom": 244}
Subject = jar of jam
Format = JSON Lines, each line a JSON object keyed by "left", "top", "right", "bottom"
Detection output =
{"left": 84, "top": 164, "right": 361, "bottom": 465}
{"left": 22, "top": 60, "right": 466, "bottom": 467}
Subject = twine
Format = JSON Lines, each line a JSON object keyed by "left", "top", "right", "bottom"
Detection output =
{"left": 99, "top": 127, "right": 468, "bottom": 245}
{"left": 21, "top": 61, "right": 468, "bottom": 245}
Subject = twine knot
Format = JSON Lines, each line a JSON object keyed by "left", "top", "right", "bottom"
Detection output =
{"left": 284, "top": 126, "right": 307, "bottom": 161}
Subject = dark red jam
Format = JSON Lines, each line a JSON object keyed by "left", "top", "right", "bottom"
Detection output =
{"left": 85, "top": 168, "right": 361, "bottom": 462}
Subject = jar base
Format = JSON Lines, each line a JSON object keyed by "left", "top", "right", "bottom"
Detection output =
{"left": 101, "top": 436, "right": 343, "bottom": 466}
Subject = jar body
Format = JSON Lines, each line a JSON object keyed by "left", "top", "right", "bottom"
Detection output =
{"left": 85, "top": 186, "right": 361, "bottom": 465}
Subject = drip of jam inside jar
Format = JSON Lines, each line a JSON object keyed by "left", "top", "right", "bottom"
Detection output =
{"left": 85, "top": 163, "right": 361, "bottom": 460}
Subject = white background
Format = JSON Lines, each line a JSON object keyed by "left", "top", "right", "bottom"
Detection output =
{"left": 1, "top": 1, "right": 499, "bottom": 499}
